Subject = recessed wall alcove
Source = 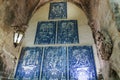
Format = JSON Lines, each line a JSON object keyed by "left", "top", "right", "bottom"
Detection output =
{"left": 14, "top": 1, "right": 101, "bottom": 80}
{"left": 24, "top": 2, "right": 94, "bottom": 46}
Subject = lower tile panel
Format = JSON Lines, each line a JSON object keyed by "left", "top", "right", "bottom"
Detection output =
{"left": 41, "top": 47, "right": 67, "bottom": 80}
{"left": 15, "top": 47, "right": 43, "bottom": 80}
{"left": 68, "top": 46, "right": 97, "bottom": 80}
{"left": 15, "top": 46, "right": 97, "bottom": 80}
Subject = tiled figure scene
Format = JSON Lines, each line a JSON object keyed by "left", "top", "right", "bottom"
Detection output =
{"left": 15, "top": 1, "right": 97, "bottom": 80}
{"left": 57, "top": 20, "right": 79, "bottom": 44}
{"left": 34, "top": 21, "right": 56, "bottom": 44}
{"left": 15, "top": 47, "right": 43, "bottom": 80}
{"left": 49, "top": 2, "right": 67, "bottom": 19}
{"left": 41, "top": 47, "right": 67, "bottom": 80}
{"left": 15, "top": 46, "right": 97, "bottom": 80}
{"left": 68, "top": 46, "right": 97, "bottom": 80}
{"left": 34, "top": 20, "right": 79, "bottom": 44}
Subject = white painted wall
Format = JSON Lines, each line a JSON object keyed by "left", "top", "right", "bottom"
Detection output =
{"left": 22, "top": 2, "right": 101, "bottom": 77}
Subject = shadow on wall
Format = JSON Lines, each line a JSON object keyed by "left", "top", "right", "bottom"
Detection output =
{"left": 110, "top": 69, "right": 120, "bottom": 80}
{"left": 0, "top": 56, "right": 7, "bottom": 77}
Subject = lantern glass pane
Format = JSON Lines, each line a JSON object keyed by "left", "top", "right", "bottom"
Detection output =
{"left": 14, "top": 33, "right": 18, "bottom": 43}
{"left": 17, "top": 33, "right": 23, "bottom": 43}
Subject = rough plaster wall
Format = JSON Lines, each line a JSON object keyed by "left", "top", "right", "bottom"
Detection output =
{"left": 111, "top": 0, "right": 120, "bottom": 31}
{"left": 0, "top": 0, "right": 18, "bottom": 78}
{"left": 98, "top": 0, "right": 120, "bottom": 79}
{"left": 0, "top": 0, "right": 120, "bottom": 79}
{"left": 0, "top": 0, "right": 49, "bottom": 78}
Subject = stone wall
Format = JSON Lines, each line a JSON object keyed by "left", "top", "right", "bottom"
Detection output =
{"left": 110, "top": 0, "right": 120, "bottom": 31}
{"left": 96, "top": 0, "right": 120, "bottom": 79}
{"left": 0, "top": 1, "right": 19, "bottom": 79}
{"left": 0, "top": 0, "right": 120, "bottom": 79}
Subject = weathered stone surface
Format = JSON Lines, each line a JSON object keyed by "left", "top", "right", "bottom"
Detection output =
{"left": 97, "top": 0, "right": 120, "bottom": 79}
{"left": 0, "top": 2, "right": 19, "bottom": 77}
{"left": 100, "top": 30, "right": 113, "bottom": 60}
{"left": 110, "top": 0, "right": 120, "bottom": 32}
{"left": 118, "top": 42, "right": 120, "bottom": 49}
{"left": 0, "top": 0, "right": 120, "bottom": 79}
{"left": 0, "top": 25, "right": 18, "bottom": 78}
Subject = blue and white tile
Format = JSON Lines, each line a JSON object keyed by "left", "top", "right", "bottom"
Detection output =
{"left": 57, "top": 20, "right": 79, "bottom": 44}
{"left": 41, "top": 47, "right": 67, "bottom": 80}
{"left": 68, "top": 46, "right": 97, "bottom": 80}
{"left": 15, "top": 47, "right": 43, "bottom": 80}
{"left": 34, "top": 21, "right": 56, "bottom": 44}
{"left": 49, "top": 2, "right": 67, "bottom": 19}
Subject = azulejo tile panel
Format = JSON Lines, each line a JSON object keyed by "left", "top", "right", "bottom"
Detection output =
{"left": 57, "top": 20, "right": 79, "bottom": 44}
{"left": 15, "top": 47, "right": 43, "bottom": 80}
{"left": 41, "top": 47, "right": 67, "bottom": 80}
{"left": 49, "top": 2, "right": 67, "bottom": 19}
{"left": 68, "top": 46, "right": 97, "bottom": 80}
{"left": 15, "top": 46, "right": 97, "bottom": 80}
{"left": 34, "top": 21, "right": 56, "bottom": 44}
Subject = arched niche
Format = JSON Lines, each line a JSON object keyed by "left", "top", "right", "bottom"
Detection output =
{"left": 23, "top": 2, "right": 94, "bottom": 46}
{"left": 16, "top": 1, "right": 101, "bottom": 79}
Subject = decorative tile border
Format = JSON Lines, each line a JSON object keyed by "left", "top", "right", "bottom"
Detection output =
{"left": 49, "top": 2, "right": 67, "bottom": 19}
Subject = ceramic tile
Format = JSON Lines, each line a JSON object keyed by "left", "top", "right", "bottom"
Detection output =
{"left": 15, "top": 47, "right": 43, "bottom": 80}
{"left": 41, "top": 47, "right": 67, "bottom": 80}
{"left": 15, "top": 46, "right": 97, "bottom": 80}
{"left": 68, "top": 46, "right": 97, "bottom": 80}
{"left": 57, "top": 20, "right": 79, "bottom": 44}
{"left": 34, "top": 21, "right": 56, "bottom": 44}
{"left": 49, "top": 2, "right": 67, "bottom": 19}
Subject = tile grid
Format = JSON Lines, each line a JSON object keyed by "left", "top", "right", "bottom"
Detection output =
{"left": 55, "top": 21, "right": 58, "bottom": 44}
{"left": 34, "top": 20, "right": 79, "bottom": 44}
{"left": 90, "top": 46, "right": 98, "bottom": 80}
{"left": 67, "top": 46, "right": 69, "bottom": 80}
{"left": 76, "top": 20, "right": 79, "bottom": 44}
{"left": 39, "top": 47, "right": 44, "bottom": 80}
{"left": 48, "top": 2, "right": 67, "bottom": 19}
{"left": 15, "top": 46, "right": 97, "bottom": 80}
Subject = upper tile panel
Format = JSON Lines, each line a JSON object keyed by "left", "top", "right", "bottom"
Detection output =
{"left": 57, "top": 20, "right": 79, "bottom": 44}
{"left": 49, "top": 2, "right": 67, "bottom": 19}
{"left": 34, "top": 21, "right": 56, "bottom": 44}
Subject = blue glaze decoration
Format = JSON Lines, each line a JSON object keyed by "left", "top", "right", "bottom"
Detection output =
{"left": 41, "top": 46, "right": 67, "bottom": 80}
{"left": 15, "top": 47, "right": 43, "bottom": 80}
{"left": 34, "top": 21, "right": 56, "bottom": 44}
{"left": 49, "top": 2, "right": 67, "bottom": 19}
{"left": 68, "top": 46, "right": 97, "bottom": 80}
{"left": 57, "top": 20, "right": 79, "bottom": 44}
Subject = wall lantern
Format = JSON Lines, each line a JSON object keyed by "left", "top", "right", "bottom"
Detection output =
{"left": 13, "top": 30, "right": 24, "bottom": 47}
